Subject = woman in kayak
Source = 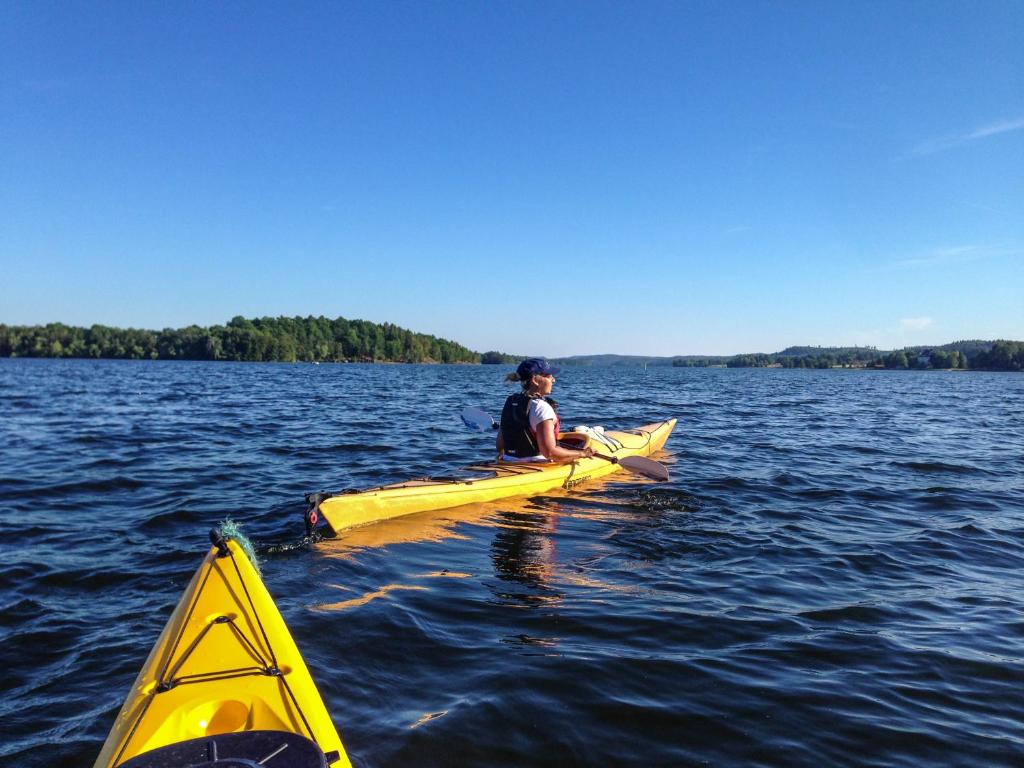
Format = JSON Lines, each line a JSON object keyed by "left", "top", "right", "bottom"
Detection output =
{"left": 497, "top": 357, "right": 595, "bottom": 463}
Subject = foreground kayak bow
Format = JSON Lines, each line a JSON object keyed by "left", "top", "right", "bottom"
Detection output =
{"left": 306, "top": 418, "right": 676, "bottom": 535}
{"left": 94, "top": 530, "right": 350, "bottom": 768}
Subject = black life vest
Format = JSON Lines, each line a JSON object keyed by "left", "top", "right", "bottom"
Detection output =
{"left": 499, "top": 393, "right": 559, "bottom": 458}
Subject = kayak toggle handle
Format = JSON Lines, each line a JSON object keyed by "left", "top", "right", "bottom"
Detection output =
{"left": 209, "top": 528, "right": 231, "bottom": 558}
{"left": 304, "top": 492, "right": 335, "bottom": 536}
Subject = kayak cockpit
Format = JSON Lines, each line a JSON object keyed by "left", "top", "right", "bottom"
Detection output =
{"left": 116, "top": 730, "right": 338, "bottom": 768}
{"left": 306, "top": 419, "right": 677, "bottom": 535}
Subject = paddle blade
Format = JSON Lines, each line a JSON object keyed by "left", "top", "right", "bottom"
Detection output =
{"left": 617, "top": 455, "right": 670, "bottom": 481}
{"left": 461, "top": 407, "right": 496, "bottom": 432}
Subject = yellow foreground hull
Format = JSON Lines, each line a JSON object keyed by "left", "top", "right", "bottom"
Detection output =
{"left": 94, "top": 535, "right": 349, "bottom": 768}
{"left": 310, "top": 418, "right": 676, "bottom": 534}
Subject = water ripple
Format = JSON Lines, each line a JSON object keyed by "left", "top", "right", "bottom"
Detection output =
{"left": 1, "top": 360, "right": 1023, "bottom": 767}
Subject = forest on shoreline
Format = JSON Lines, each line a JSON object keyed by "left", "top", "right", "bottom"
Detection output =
{"left": 1, "top": 319, "right": 1021, "bottom": 371}
{"left": 667, "top": 341, "right": 1023, "bottom": 372}
{"left": 0, "top": 316, "right": 489, "bottom": 364}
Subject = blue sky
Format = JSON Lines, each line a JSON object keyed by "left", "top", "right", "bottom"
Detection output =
{"left": 2, "top": 1, "right": 1021, "bottom": 356}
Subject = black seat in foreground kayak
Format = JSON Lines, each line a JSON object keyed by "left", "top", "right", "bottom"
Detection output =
{"left": 117, "top": 730, "right": 332, "bottom": 768}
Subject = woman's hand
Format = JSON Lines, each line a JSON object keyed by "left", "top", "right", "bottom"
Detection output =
{"left": 537, "top": 420, "right": 595, "bottom": 462}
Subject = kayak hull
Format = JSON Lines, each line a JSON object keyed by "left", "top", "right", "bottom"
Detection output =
{"left": 310, "top": 418, "right": 676, "bottom": 534}
{"left": 93, "top": 535, "right": 349, "bottom": 768}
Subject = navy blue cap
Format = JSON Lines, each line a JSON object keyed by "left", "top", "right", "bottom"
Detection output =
{"left": 517, "top": 357, "right": 560, "bottom": 379}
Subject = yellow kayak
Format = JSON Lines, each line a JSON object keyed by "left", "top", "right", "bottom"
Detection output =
{"left": 94, "top": 532, "right": 350, "bottom": 768}
{"left": 306, "top": 418, "right": 676, "bottom": 535}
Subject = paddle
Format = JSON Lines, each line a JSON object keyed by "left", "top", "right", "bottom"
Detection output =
{"left": 459, "top": 407, "right": 670, "bottom": 482}
{"left": 461, "top": 406, "right": 498, "bottom": 432}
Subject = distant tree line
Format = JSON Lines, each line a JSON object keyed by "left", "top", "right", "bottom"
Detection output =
{"left": 672, "top": 341, "right": 1023, "bottom": 372}
{"left": 0, "top": 316, "right": 490, "bottom": 363}
{"left": 880, "top": 349, "right": 968, "bottom": 370}
{"left": 775, "top": 347, "right": 884, "bottom": 369}
{"left": 968, "top": 340, "right": 1024, "bottom": 371}
{"left": 669, "top": 357, "right": 725, "bottom": 367}
{"left": 480, "top": 351, "right": 520, "bottom": 364}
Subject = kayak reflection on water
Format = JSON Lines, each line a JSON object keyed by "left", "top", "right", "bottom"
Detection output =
{"left": 490, "top": 504, "right": 561, "bottom": 596}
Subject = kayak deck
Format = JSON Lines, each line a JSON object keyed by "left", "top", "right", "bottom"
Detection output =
{"left": 308, "top": 418, "right": 676, "bottom": 534}
{"left": 94, "top": 533, "right": 349, "bottom": 768}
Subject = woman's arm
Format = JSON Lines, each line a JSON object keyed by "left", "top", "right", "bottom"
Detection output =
{"left": 536, "top": 419, "right": 594, "bottom": 461}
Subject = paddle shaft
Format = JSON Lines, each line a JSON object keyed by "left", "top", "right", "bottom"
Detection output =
{"left": 562, "top": 444, "right": 669, "bottom": 481}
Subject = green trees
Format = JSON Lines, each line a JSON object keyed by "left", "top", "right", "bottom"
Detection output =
{"left": 3, "top": 323, "right": 1021, "bottom": 371}
{"left": 973, "top": 340, "right": 1024, "bottom": 371}
{"left": 0, "top": 316, "right": 482, "bottom": 364}
{"left": 481, "top": 351, "right": 517, "bottom": 364}
{"left": 665, "top": 342, "right": 1020, "bottom": 371}
{"left": 672, "top": 357, "right": 723, "bottom": 367}
{"left": 726, "top": 353, "right": 774, "bottom": 368}
{"left": 883, "top": 351, "right": 910, "bottom": 369}
{"left": 928, "top": 350, "right": 964, "bottom": 369}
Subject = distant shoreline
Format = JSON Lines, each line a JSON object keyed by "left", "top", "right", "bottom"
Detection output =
{"left": 2, "top": 320, "right": 1021, "bottom": 372}
{"left": 554, "top": 342, "right": 1023, "bottom": 372}
{"left": 2, "top": 353, "right": 1021, "bottom": 373}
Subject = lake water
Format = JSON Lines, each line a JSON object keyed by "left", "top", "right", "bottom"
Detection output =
{"left": 1, "top": 359, "right": 1022, "bottom": 767}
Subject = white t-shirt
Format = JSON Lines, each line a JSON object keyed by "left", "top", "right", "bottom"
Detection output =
{"left": 527, "top": 398, "right": 557, "bottom": 432}
{"left": 502, "top": 397, "right": 558, "bottom": 462}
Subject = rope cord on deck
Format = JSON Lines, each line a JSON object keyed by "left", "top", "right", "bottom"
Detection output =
{"left": 113, "top": 542, "right": 324, "bottom": 765}
{"left": 226, "top": 547, "right": 320, "bottom": 746}
{"left": 110, "top": 554, "right": 222, "bottom": 767}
